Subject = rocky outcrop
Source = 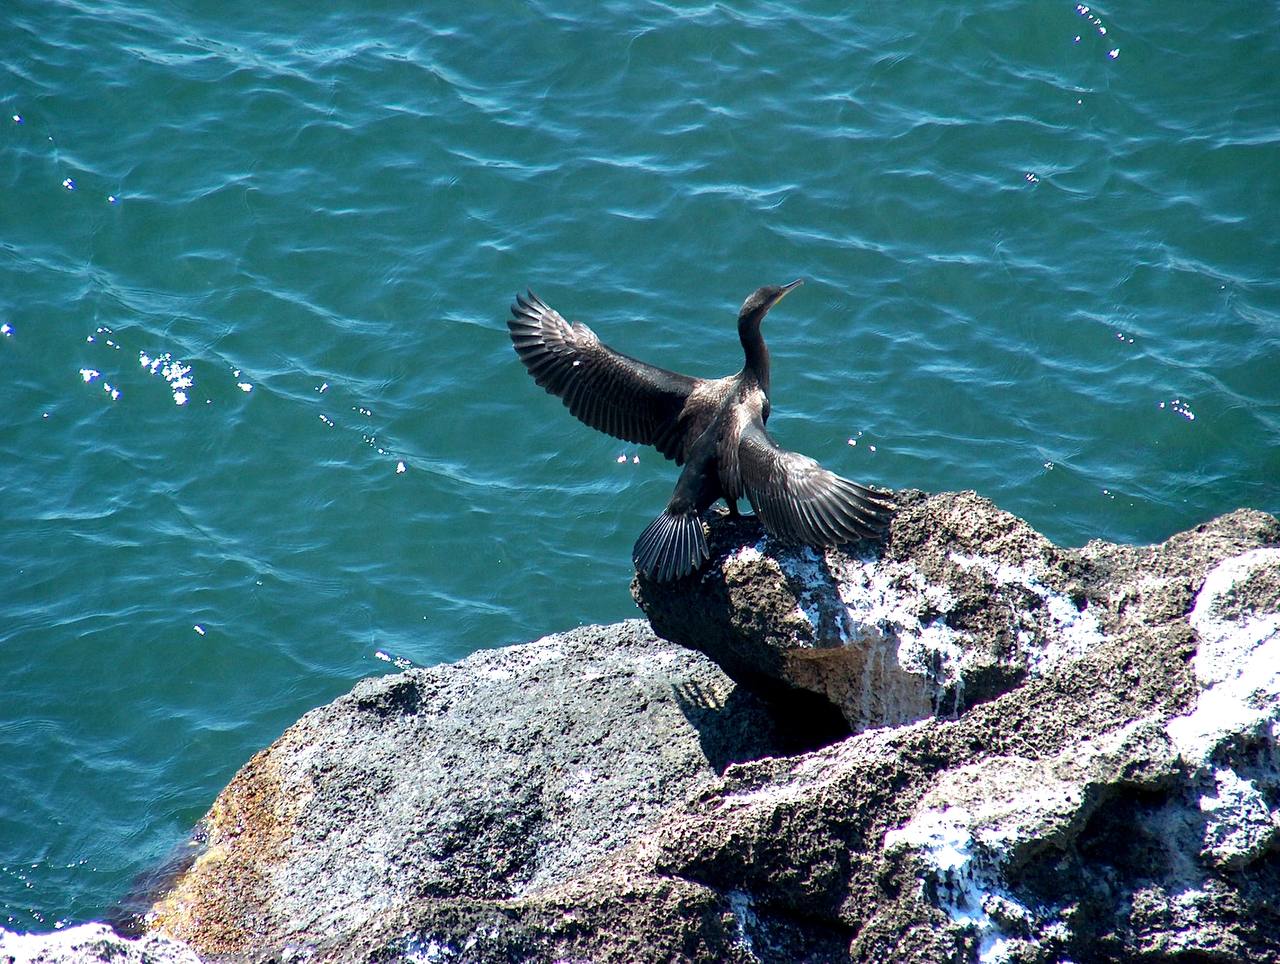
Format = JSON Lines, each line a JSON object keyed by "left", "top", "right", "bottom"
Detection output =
{"left": 636, "top": 490, "right": 1118, "bottom": 730}
{"left": 141, "top": 620, "right": 795, "bottom": 959}
{"left": 39, "top": 491, "right": 1275, "bottom": 962}
{"left": 630, "top": 492, "right": 1280, "bottom": 962}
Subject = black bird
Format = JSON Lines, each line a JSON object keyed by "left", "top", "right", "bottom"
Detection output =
{"left": 507, "top": 281, "right": 894, "bottom": 581}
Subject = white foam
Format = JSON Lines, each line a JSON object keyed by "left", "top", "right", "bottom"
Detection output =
{"left": 950, "top": 553, "right": 1104, "bottom": 673}
{"left": 0, "top": 924, "right": 202, "bottom": 962}
{"left": 760, "top": 543, "right": 972, "bottom": 710}
{"left": 885, "top": 722, "right": 1151, "bottom": 962}
{"left": 404, "top": 938, "right": 459, "bottom": 962}
{"left": 374, "top": 650, "right": 413, "bottom": 670}
{"left": 1198, "top": 766, "right": 1278, "bottom": 867}
{"left": 883, "top": 806, "right": 1031, "bottom": 963}
{"left": 832, "top": 555, "right": 970, "bottom": 692}
{"left": 727, "top": 890, "right": 759, "bottom": 958}
{"left": 1167, "top": 548, "right": 1280, "bottom": 765}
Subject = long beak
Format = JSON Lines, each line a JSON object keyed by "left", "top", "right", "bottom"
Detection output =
{"left": 771, "top": 278, "right": 804, "bottom": 307}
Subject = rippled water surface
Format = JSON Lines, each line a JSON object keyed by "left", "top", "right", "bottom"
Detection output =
{"left": 2, "top": 0, "right": 1278, "bottom": 930}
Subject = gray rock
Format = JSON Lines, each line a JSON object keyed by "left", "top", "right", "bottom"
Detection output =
{"left": 142, "top": 493, "right": 1280, "bottom": 962}
{"left": 632, "top": 493, "right": 1280, "bottom": 963}
{"left": 633, "top": 490, "right": 1111, "bottom": 731}
{"left": 146, "top": 620, "right": 790, "bottom": 958}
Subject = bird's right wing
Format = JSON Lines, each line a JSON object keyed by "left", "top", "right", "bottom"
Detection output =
{"left": 736, "top": 416, "right": 894, "bottom": 546}
{"left": 509, "top": 291, "right": 700, "bottom": 461}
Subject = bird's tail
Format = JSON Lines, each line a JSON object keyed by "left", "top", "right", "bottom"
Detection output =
{"left": 632, "top": 509, "right": 709, "bottom": 583}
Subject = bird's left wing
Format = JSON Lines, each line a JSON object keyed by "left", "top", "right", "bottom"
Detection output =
{"left": 509, "top": 291, "right": 700, "bottom": 461}
{"left": 736, "top": 415, "right": 894, "bottom": 545}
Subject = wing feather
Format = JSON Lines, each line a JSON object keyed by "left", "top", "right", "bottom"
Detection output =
{"left": 737, "top": 417, "right": 894, "bottom": 546}
{"left": 508, "top": 291, "right": 700, "bottom": 461}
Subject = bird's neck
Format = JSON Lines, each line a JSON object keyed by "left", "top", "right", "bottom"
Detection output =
{"left": 739, "top": 318, "right": 770, "bottom": 395}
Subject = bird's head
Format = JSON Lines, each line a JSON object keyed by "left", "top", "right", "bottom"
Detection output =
{"left": 738, "top": 279, "right": 803, "bottom": 328}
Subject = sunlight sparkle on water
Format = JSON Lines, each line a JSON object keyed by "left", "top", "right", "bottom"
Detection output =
{"left": 1075, "top": 4, "right": 1119, "bottom": 59}
{"left": 140, "top": 351, "right": 194, "bottom": 405}
{"left": 1159, "top": 398, "right": 1196, "bottom": 421}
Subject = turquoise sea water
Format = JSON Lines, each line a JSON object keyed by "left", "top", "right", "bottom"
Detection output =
{"left": 2, "top": 0, "right": 1277, "bottom": 932}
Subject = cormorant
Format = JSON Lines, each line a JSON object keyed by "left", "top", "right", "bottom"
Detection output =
{"left": 507, "top": 280, "right": 894, "bottom": 582}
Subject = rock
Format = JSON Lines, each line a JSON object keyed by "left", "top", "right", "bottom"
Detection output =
{"left": 144, "top": 620, "right": 792, "bottom": 958}
{"left": 141, "top": 493, "right": 1280, "bottom": 962}
{"left": 633, "top": 490, "right": 1115, "bottom": 731}
{"left": 0, "top": 923, "right": 200, "bottom": 964}
{"left": 631, "top": 492, "right": 1280, "bottom": 962}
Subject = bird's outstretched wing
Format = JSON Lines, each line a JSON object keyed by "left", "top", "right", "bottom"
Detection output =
{"left": 508, "top": 291, "right": 700, "bottom": 461}
{"left": 736, "top": 416, "right": 894, "bottom": 546}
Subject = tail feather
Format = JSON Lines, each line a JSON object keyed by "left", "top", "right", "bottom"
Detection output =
{"left": 633, "top": 509, "right": 709, "bottom": 582}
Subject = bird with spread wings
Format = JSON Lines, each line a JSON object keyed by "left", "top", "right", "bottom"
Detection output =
{"left": 508, "top": 281, "right": 894, "bottom": 582}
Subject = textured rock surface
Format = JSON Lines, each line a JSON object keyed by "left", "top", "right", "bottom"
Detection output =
{"left": 631, "top": 492, "right": 1280, "bottom": 962}
{"left": 634, "top": 490, "right": 1108, "bottom": 730}
{"left": 137, "top": 493, "right": 1280, "bottom": 962}
{"left": 144, "top": 620, "right": 792, "bottom": 958}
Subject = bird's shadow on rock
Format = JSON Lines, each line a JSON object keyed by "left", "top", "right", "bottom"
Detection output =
{"left": 671, "top": 676, "right": 851, "bottom": 775}
{"left": 656, "top": 507, "right": 905, "bottom": 771}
